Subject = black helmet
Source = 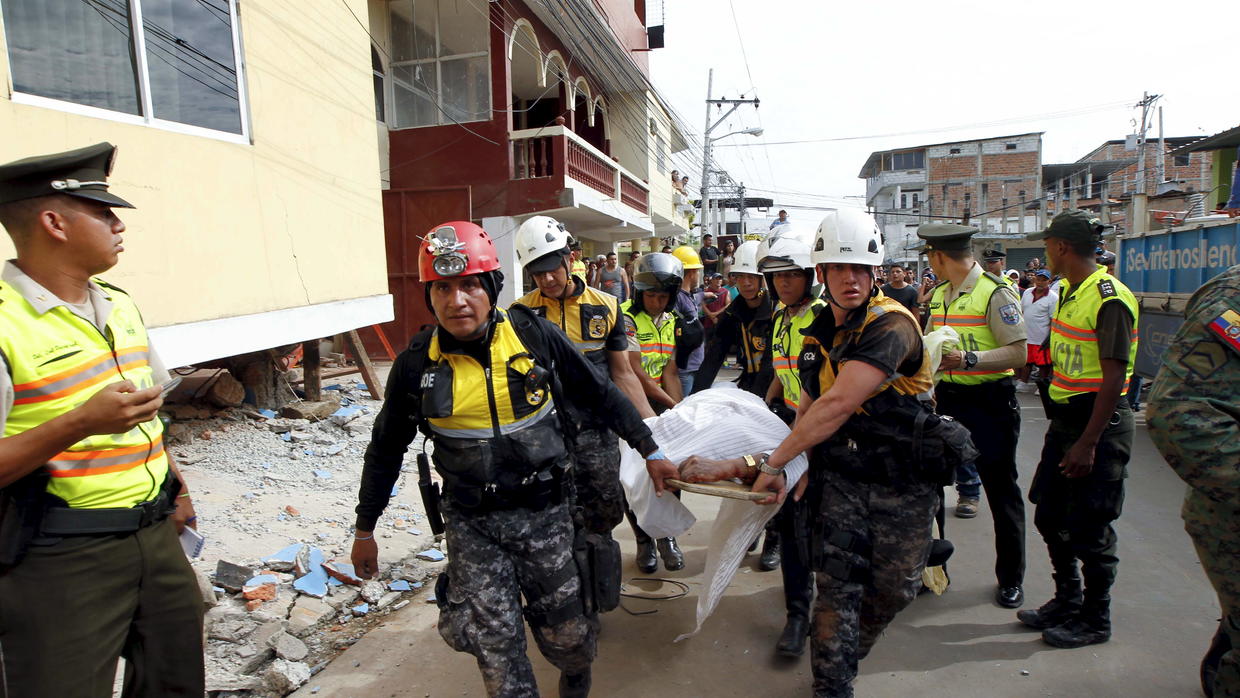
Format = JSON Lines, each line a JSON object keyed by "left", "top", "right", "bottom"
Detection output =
{"left": 633, "top": 252, "right": 683, "bottom": 292}
{"left": 632, "top": 252, "right": 683, "bottom": 314}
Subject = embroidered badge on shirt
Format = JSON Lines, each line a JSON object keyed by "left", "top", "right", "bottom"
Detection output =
{"left": 999, "top": 303, "right": 1021, "bottom": 325}
{"left": 1207, "top": 309, "right": 1240, "bottom": 356}
{"left": 1097, "top": 279, "right": 1117, "bottom": 299}
{"left": 588, "top": 315, "right": 607, "bottom": 339}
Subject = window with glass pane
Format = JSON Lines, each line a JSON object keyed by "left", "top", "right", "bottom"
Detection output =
{"left": 2, "top": 0, "right": 142, "bottom": 115}
{"left": 1, "top": 0, "right": 245, "bottom": 136}
{"left": 388, "top": 0, "right": 490, "bottom": 129}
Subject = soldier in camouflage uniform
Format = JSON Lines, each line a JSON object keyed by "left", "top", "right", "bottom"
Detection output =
{"left": 350, "top": 222, "right": 675, "bottom": 697}
{"left": 749, "top": 210, "right": 946, "bottom": 697}
{"left": 1147, "top": 265, "right": 1240, "bottom": 698}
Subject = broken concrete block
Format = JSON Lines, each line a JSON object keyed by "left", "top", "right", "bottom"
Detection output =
{"left": 281, "top": 397, "right": 341, "bottom": 422}
{"left": 240, "top": 646, "right": 274, "bottom": 675}
{"left": 245, "top": 599, "right": 264, "bottom": 612}
{"left": 213, "top": 560, "right": 255, "bottom": 594}
{"left": 195, "top": 570, "right": 218, "bottom": 608}
{"left": 265, "top": 659, "right": 311, "bottom": 692}
{"left": 376, "top": 591, "right": 401, "bottom": 609}
{"left": 312, "top": 469, "right": 333, "bottom": 479}
{"left": 323, "top": 443, "right": 346, "bottom": 456}
{"left": 242, "top": 574, "right": 279, "bottom": 602}
{"left": 288, "top": 597, "right": 332, "bottom": 636}
{"left": 288, "top": 431, "right": 315, "bottom": 443}
{"left": 207, "top": 618, "right": 256, "bottom": 644}
{"left": 328, "top": 405, "right": 363, "bottom": 426}
{"left": 322, "top": 560, "right": 362, "bottom": 586}
{"left": 359, "top": 581, "right": 385, "bottom": 604}
{"left": 415, "top": 548, "right": 445, "bottom": 562}
{"left": 262, "top": 543, "right": 305, "bottom": 573}
{"left": 324, "top": 587, "right": 360, "bottom": 611}
{"left": 270, "top": 632, "right": 309, "bottom": 662}
{"left": 205, "top": 673, "right": 262, "bottom": 692}
{"left": 251, "top": 619, "right": 287, "bottom": 648}
{"left": 205, "top": 372, "right": 245, "bottom": 408}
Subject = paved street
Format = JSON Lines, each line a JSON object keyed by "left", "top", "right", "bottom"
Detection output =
{"left": 294, "top": 392, "right": 1218, "bottom": 697}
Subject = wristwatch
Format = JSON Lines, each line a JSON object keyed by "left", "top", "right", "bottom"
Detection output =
{"left": 963, "top": 351, "right": 978, "bottom": 370}
{"left": 756, "top": 453, "right": 783, "bottom": 476}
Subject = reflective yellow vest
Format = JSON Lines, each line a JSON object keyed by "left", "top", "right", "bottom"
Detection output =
{"left": 571, "top": 259, "right": 588, "bottom": 281}
{"left": 0, "top": 279, "right": 167, "bottom": 509}
{"left": 927, "top": 271, "right": 1015, "bottom": 385}
{"left": 516, "top": 284, "right": 618, "bottom": 368}
{"left": 771, "top": 298, "right": 825, "bottom": 410}
{"left": 423, "top": 309, "right": 556, "bottom": 439}
{"left": 621, "top": 300, "right": 675, "bottom": 379}
{"left": 803, "top": 295, "right": 933, "bottom": 406}
{"left": 1048, "top": 267, "right": 1139, "bottom": 404}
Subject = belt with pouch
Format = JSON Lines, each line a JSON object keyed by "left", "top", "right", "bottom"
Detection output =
{"left": 39, "top": 475, "right": 180, "bottom": 536}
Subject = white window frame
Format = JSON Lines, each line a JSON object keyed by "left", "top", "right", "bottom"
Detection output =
{"left": 387, "top": 0, "right": 492, "bottom": 130}
{"left": 3, "top": 0, "right": 251, "bottom": 145}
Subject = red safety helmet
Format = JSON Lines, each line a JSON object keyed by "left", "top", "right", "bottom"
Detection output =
{"left": 418, "top": 221, "right": 501, "bottom": 282}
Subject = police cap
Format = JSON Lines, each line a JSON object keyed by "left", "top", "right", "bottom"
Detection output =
{"left": 1028, "top": 209, "right": 1112, "bottom": 243}
{"left": 0, "top": 142, "right": 134, "bottom": 209}
{"left": 981, "top": 248, "right": 1006, "bottom": 262}
{"left": 916, "top": 222, "right": 977, "bottom": 252}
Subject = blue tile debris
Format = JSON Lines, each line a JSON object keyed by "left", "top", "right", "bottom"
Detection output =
{"left": 324, "top": 384, "right": 344, "bottom": 391}
{"left": 260, "top": 462, "right": 273, "bottom": 470}
{"left": 407, "top": 528, "right": 423, "bottom": 536}
{"left": 351, "top": 602, "right": 370, "bottom": 616}
{"left": 354, "top": 382, "right": 367, "bottom": 390}
{"left": 292, "top": 548, "right": 329, "bottom": 598}
{"left": 390, "top": 485, "right": 399, "bottom": 497}
{"left": 313, "top": 470, "right": 332, "bottom": 479}
{"left": 411, "top": 581, "right": 424, "bottom": 589}
{"left": 281, "top": 432, "right": 292, "bottom": 442}
{"left": 415, "top": 549, "right": 445, "bottom": 562}
{"left": 263, "top": 543, "right": 304, "bottom": 568}
{"left": 257, "top": 408, "right": 277, "bottom": 419}
{"left": 244, "top": 573, "right": 280, "bottom": 589}
{"left": 388, "top": 580, "right": 411, "bottom": 592}
{"left": 323, "top": 443, "right": 346, "bottom": 456}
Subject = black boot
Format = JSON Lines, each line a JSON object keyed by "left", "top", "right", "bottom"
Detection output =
{"left": 1017, "top": 572, "right": 1082, "bottom": 630}
{"left": 775, "top": 615, "right": 809, "bottom": 657}
{"left": 559, "top": 670, "right": 591, "bottom": 698}
{"left": 1043, "top": 596, "right": 1111, "bottom": 648}
{"left": 1201, "top": 618, "right": 1233, "bottom": 698}
{"left": 657, "top": 537, "right": 684, "bottom": 571}
{"left": 759, "top": 530, "right": 781, "bottom": 572}
{"left": 635, "top": 539, "right": 657, "bottom": 574}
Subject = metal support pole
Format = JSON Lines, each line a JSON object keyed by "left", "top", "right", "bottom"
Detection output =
{"left": 699, "top": 69, "right": 714, "bottom": 243}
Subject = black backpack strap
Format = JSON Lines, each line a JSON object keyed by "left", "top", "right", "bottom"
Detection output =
{"left": 506, "top": 304, "right": 577, "bottom": 438}
{"left": 403, "top": 327, "right": 437, "bottom": 439}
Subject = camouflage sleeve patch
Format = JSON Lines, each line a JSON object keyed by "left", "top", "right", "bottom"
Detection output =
{"left": 1181, "top": 340, "right": 1230, "bottom": 380}
{"left": 1207, "top": 309, "right": 1240, "bottom": 356}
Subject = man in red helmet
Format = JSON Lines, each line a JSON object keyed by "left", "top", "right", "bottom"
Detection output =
{"left": 350, "top": 222, "right": 676, "bottom": 697}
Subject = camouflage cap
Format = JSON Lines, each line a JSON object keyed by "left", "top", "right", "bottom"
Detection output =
{"left": 1028, "top": 209, "right": 1111, "bottom": 242}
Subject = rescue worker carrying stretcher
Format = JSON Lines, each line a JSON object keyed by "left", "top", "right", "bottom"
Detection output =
{"left": 692, "top": 239, "right": 775, "bottom": 397}
{"left": 621, "top": 252, "right": 687, "bottom": 573}
{"left": 750, "top": 208, "right": 977, "bottom": 697}
{"left": 350, "top": 221, "right": 677, "bottom": 698}
{"left": 512, "top": 215, "right": 654, "bottom": 591}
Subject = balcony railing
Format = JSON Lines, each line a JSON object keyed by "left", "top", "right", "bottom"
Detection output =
{"left": 510, "top": 125, "right": 649, "bottom": 216}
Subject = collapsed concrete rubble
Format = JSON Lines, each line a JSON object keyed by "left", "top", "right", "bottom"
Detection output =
{"left": 161, "top": 381, "right": 444, "bottom": 697}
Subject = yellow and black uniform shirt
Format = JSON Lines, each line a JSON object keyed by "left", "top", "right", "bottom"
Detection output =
{"left": 694, "top": 291, "right": 775, "bottom": 397}
{"left": 516, "top": 277, "right": 627, "bottom": 370}
{"left": 354, "top": 308, "right": 658, "bottom": 531}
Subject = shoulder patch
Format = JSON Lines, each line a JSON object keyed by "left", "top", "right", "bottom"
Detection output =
{"left": 1207, "top": 309, "right": 1240, "bottom": 356}
{"left": 999, "top": 302, "right": 1021, "bottom": 325}
{"left": 1097, "top": 279, "right": 1117, "bottom": 299}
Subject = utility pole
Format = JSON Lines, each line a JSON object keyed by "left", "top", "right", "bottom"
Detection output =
{"left": 699, "top": 69, "right": 714, "bottom": 243}
{"left": 737, "top": 181, "right": 746, "bottom": 237}
{"left": 698, "top": 68, "right": 760, "bottom": 243}
{"left": 1156, "top": 105, "right": 1166, "bottom": 188}
{"left": 1132, "top": 92, "right": 1161, "bottom": 233}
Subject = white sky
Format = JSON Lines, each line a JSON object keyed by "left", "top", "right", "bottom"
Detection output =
{"left": 647, "top": 0, "right": 1238, "bottom": 221}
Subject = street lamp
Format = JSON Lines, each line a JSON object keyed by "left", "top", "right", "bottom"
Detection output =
{"left": 701, "top": 127, "right": 763, "bottom": 240}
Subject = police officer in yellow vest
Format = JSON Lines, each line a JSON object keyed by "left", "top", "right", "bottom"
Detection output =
{"left": 919, "top": 223, "right": 1029, "bottom": 610}
{"left": 1017, "top": 210, "right": 1138, "bottom": 649}
{"left": 352, "top": 222, "right": 674, "bottom": 696}
{"left": 619, "top": 252, "right": 688, "bottom": 573}
{"left": 0, "top": 143, "right": 203, "bottom": 696}
{"left": 981, "top": 248, "right": 1011, "bottom": 283}
{"left": 752, "top": 209, "right": 957, "bottom": 697}
{"left": 512, "top": 216, "right": 659, "bottom": 568}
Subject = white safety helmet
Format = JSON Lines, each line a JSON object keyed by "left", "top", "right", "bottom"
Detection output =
{"left": 756, "top": 233, "right": 814, "bottom": 273}
{"left": 811, "top": 208, "right": 885, "bottom": 267}
{"left": 732, "top": 240, "right": 763, "bottom": 276}
{"left": 514, "top": 215, "right": 571, "bottom": 270}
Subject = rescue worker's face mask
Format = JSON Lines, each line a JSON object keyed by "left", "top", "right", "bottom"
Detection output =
{"left": 429, "top": 275, "right": 492, "bottom": 341}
